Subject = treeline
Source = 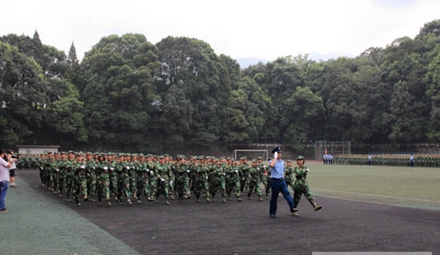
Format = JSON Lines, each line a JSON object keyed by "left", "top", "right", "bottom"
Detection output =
{"left": 1, "top": 20, "right": 440, "bottom": 153}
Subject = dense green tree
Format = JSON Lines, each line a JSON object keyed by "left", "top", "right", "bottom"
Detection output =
{"left": 159, "top": 84, "right": 193, "bottom": 146}
{"left": 221, "top": 89, "right": 250, "bottom": 143}
{"left": 65, "top": 42, "right": 81, "bottom": 87}
{"left": 80, "top": 34, "right": 160, "bottom": 150}
{"left": 380, "top": 37, "right": 430, "bottom": 143}
{"left": 0, "top": 41, "right": 47, "bottom": 146}
{"left": 46, "top": 81, "right": 87, "bottom": 142}
{"left": 236, "top": 76, "right": 272, "bottom": 143}
{"left": 425, "top": 46, "right": 440, "bottom": 140}
{"left": 320, "top": 57, "right": 357, "bottom": 141}
{"left": 280, "top": 86, "right": 325, "bottom": 151}
{"left": 3, "top": 19, "right": 440, "bottom": 152}
{"left": 155, "top": 36, "right": 229, "bottom": 146}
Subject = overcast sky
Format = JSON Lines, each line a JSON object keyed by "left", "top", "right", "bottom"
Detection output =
{"left": 1, "top": 0, "right": 439, "bottom": 61}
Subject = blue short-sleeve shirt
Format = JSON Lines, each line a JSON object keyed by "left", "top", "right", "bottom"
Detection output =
{"left": 269, "top": 159, "right": 284, "bottom": 179}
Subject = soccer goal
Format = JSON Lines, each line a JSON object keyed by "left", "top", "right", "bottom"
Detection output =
{"left": 232, "top": 149, "right": 269, "bottom": 162}
{"left": 315, "top": 141, "right": 351, "bottom": 160}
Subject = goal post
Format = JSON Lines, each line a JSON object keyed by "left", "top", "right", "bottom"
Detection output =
{"left": 315, "top": 141, "right": 351, "bottom": 160}
{"left": 232, "top": 149, "right": 269, "bottom": 162}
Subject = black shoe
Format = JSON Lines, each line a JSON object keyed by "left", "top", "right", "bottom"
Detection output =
{"left": 270, "top": 215, "right": 277, "bottom": 218}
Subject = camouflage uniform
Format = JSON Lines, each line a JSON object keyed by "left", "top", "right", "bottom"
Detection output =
{"left": 284, "top": 160, "right": 294, "bottom": 191}
{"left": 85, "top": 154, "right": 97, "bottom": 202}
{"left": 145, "top": 158, "right": 157, "bottom": 201}
{"left": 247, "top": 160, "right": 263, "bottom": 201}
{"left": 194, "top": 159, "right": 211, "bottom": 202}
{"left": 134, "top": 158, "right": 149, "bottom": 203}
{"left": 155, "top": 158, "right": 170, "bottom": 204}
{"left": 225, "top": 160, "right": 242, "bottom": 202}
{"left": 65, "top": 156, "right": 76, "bottom": 201}
{"left": 209, "top": 161, "right": 227, "bottom": 203}
{"left": 174, "top": 157, "right": 191, "bottom": 201}
{"left": 73, "top": 156, "right": 88, "bottom": 206}
{"left": 95, "top": 156, "right": 111, "bottom": 206}
{"left": 239, "top": 158, "right": 250, "bottom": 193}
{"left": 292, "top": 156, "right": 322, "bottom": 215}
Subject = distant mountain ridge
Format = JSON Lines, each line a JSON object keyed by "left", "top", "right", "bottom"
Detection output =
{"left": 235, "top": 57, "right": 269, "bottom": 69}
{"left": 236, "top": 52, "right": 355, "bottom": 69}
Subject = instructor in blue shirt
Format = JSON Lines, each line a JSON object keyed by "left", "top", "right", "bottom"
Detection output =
{"left": 268, "top": 147, "right": 297, "bottom": 218}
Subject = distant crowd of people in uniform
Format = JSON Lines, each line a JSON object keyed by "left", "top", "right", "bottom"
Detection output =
{"left": 330, "top": 153, "right": 440, "bottom": 167}
{"left": 16, "top": 151, "right": 321, "bottom": 215}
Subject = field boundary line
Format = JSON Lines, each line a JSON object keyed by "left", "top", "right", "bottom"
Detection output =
{"left": 314, "top": 188, "right": 440, "bottom": 204}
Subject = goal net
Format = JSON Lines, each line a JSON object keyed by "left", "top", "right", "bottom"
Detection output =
{"left": 232, "top": 149, "right": 269, "bottom": 162}
{"left": 315, "top": 141, "right": 351, "bottom": 160}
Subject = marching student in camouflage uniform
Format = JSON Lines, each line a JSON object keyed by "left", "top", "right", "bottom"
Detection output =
{"left": 108, "top": 153, "right": 119, "bottom": 201}
{"left": 284, "top": 159, "right": 295, "bottom": 191}
{"left": 146, "top": 155, "right": 157, "bottom": 201}
{"left": 256, "top": 157, "right": 270, "bottom": 198}
{"left": 239, "top": 157, "right": 250, "bottom": 193}
{"left": 291, "top": 156, "right": 322, "bottom": 216}
{"left": 56, "top": 152, "right": 68, "bottom": 198}
{"left": 127, "top": 153, "right": 140, "bottom": 203}
{"left": 85, "top": 152, "right": 96, "bottom": 202}
{"left": 116, "top": 153, "right": 132, "bottom": 205}
{"left": 193, "top": 157, "right": 211, "bottom": 202}
{"left": 164, "top": 154, "right": 176, "bottom": 200}
{"left": 174, "top": 155, "right": 191, "bottom": 202}
{"left": 65, "top": 151, "right": 76, "bottom": 202}
{"left": 52, "top": 152, "right": 61, "bottom": 194}
{"left": 209, "top": 158, "right": 227, "bottom": 203}
{"left": 247, "top": 159, "right": 263, "bottom": 201}
{"left": 263, "top": 163, "right": 271, "bottom": 199}
{"left": 43, "top": 152, "right": 56, "bottom": 190}
{"left": 134, "top": 154, "right": 149, "bottom": 204}
{"left": 155, "top": 156, "right": 171, "bottom": 204}
{"left": 73, "top": 153, "right": 88, "bottom": 206}
{"left": 225, "top": 158, "right": 242, "bottom": 202}
{"left": 95, "top": 154, "right": 112, "bottom": 206}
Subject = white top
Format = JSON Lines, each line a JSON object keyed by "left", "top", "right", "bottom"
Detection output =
{"left": 0, "top": 157, "right": 10, "bottom": 182}
{"left": 9, "top": 158, "right": 17, "bottom": 170}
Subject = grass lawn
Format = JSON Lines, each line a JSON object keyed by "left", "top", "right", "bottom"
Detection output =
{"left": 302, "top": 163, "right": 440, "bottom": 210}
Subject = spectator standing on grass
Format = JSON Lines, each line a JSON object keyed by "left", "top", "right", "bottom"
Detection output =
{"left": 268, "top": 147, "right": 297, "bottom": 218}
{"left": 1, "top": 148, "right": 12, "bottom": 213}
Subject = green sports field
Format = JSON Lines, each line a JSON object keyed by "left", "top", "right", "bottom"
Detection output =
{"left": 303, "top": 163, "right": 440, "bottom": 210}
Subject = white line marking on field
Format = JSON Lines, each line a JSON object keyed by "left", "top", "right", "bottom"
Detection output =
{"left": 314, "top": 188, "right": 440, "bottom": 204}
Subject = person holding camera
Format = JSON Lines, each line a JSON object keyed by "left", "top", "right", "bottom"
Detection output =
{"left": 1, "top": 148, "right": 12, "bottom": 213}
{"left": 8, "top": 150, "right": 18, "bottom": 187}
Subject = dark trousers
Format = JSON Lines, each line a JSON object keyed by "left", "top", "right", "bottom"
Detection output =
{"left": 269, "top": 178, "right": 295, "bottom": 216}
